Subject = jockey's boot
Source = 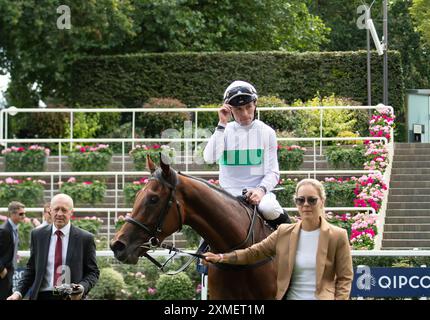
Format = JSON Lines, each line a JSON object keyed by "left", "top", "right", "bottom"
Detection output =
{"left": 267, "top": 212, "right": 291, "bottom": 230}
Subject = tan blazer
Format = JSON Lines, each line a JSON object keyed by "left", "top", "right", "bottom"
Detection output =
{"left": 234, "top": 218, "right": 353, "bottom": 300}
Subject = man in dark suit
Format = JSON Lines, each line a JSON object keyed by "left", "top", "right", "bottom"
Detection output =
{"left": 0, "top": 202, "right": 25, "bottom": 299}
{"left": 7, "top": 194, "right": 99, "bottom": 300}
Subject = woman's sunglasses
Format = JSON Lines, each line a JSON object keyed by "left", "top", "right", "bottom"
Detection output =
{"left": 294, "top": 196, "right": 319, "bottom": 206}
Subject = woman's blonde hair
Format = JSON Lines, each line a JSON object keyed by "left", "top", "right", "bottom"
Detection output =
{"left": 294, "top": 178, "right": 326, "bottom": 202}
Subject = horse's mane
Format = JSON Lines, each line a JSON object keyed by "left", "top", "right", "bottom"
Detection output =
{"left": 178, "top": 171, "right": 251, "bottom": 207}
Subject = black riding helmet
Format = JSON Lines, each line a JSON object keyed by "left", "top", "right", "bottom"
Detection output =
{"left": 223, "top": 80, "right": 258, "bottom": 107}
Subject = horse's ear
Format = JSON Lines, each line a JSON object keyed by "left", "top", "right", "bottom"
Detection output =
{"left": 160, "top": 152, "right": 171, "bottom": 178}
{"left": 146, "top": 155, "right": 156, "bottom": 174}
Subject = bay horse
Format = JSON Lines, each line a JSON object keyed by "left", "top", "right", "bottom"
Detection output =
{"left": 110, "top": 156, "right": 277, "bottom": 299}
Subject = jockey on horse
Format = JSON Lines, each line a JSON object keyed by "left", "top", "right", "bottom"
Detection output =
{"left": 204, "top": 80, "right": 290, "bottom": 229}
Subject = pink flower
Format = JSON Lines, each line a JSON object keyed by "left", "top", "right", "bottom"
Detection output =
{"left": 67, "top": 177, "right": 76, "bottom": 183}
{"left": 147, "top": 287, "right": 156, "bottom": 295}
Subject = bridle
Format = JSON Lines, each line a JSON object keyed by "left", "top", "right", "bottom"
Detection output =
{"left": 124, "top": 169, "right": 267, "bottom": 273}
{"left": 124, "top": 168, "right": 183, "bottom": 269}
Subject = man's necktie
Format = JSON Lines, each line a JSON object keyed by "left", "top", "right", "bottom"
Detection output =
{"left": 53, "top": 230, "right": 63, "bottom": 286}
{"left": 12, "top": 228, "right": 19, "bottom": 269}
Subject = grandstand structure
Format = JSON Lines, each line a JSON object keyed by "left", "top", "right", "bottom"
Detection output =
{"left": 5, "top": 105, "right": 427, "bottom": 253}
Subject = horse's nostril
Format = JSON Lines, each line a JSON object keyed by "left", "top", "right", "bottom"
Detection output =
{"left": 110, "top": 240, "right": 126, "bottom": 253}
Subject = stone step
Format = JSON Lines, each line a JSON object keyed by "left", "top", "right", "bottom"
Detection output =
{"left": 386, "top": 209, "right": 430, "bottom": 217}
{"left": 390, "top": 181, "right": 430, "bottom": 188}
{"left": 382, "top": 239, "right": 430, "bottom": 248}
{"left": 383, "top": 231, "right": 430, "bottom": 239}
{"left": 390, "top": 174, "right": 430, "bottom": 182}
{"left": 395, "top": 143, "right": 430, "bottom": 149}
{"left": 391, "top": 168, "right": 430, "bottom": 175}
{"left": 381, "top": 246, "right": 430, "bottom": 250}
{"left": 384, "top": 224, "right": 430, "bottom": 232}
{"left": 389, "top": 188, "right": 430, "bottom": 195}
{"left": 394, "top": 155, "right": 430, "bottom": 161}
{"left": 388, "top": 195, "right": 430, "bottom": 202}
{"left": 394, "top": 161, "right": 430, "bottom": 168}
{"left": 394, "top": 148, "right": 430, "bottom": 155}
{"left": 385, "top": 216, "right": 430, "bottom": 224}
{"left": 387, "top": 202, "right": 430, "bottom": 210}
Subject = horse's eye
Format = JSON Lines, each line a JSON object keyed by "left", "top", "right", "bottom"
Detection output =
{"left": 148, "top": 196, "right": 159, "bottom": 204}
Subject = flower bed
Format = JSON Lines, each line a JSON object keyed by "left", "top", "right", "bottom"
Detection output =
{"left": 68, "top": 144, "right": 113, "bottom": 172}
{"left": 0, "top": 177, "right": 46, "bottom": 206}
{"left": 59, "top": 177, "right": 106, "bottom": 205}
{"left": 123, "top": 178, "right": 149, "bottom": 206}
{"left": 1, "top": 145, "right": 50, "bottom": 172}
{"left": 325, "top": 211, "right": 378, "bottom": 250}
{"left": 278, "top": 145, "right": 306, "bottom": 170}
{"left": 325, "top": 144, "right": 366, "bottom": 169}
{"left": 323, "top": 177, "right": 358, "bottom": 207}
{"left": 129, "top": 144, "right": 176, "bottom": 170}
{"left": 369, "top": 106, "right": 395, "bottom": 140}
{"left": 72, "top": 216, "right": 103, "bottom": 235}
{"left": 276, "top": 178, "right": 298, "bottom": 207}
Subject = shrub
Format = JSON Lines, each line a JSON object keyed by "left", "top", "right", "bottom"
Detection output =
{"left": 89, "top": 268, "right": 126, "bottom": 300}
{"left": 323, "top": 178, "right": 358, "bottom": 207}
{"left": 122, "top": 271, "right": 152, "bottom": 300}
{"left": 325, "top": 145, "right": 366, "bottom": 169}
{"left": 336, "top": 131, "right": 363, "bottom": 145}
{"left": 0, "top": 177, "right": 46, "bottom": 207}
{"left": 68, "top": 144, "right": 113, "bottom": 172}
{"left": 8, "top": 107, "right": 69, "bottom": 142}
{"left": 114, "top": 214, "right": 129, "bottom": 231}
{"left": 276, "top": 178, "right": 298, "bottom": 207}
{"left": 129, "top": 144, "right": 176, "bottom": 170}
{"left": 2, "top": 145, "right": 50, "bottom": 172}
{"left": 277, "top": 145, "right": 306, "bottom": 170}
{"left": 59, "top": 178, "right": 106, "bottom": 205}
{"left": 195, "top": 104, "right": 219, "bottom": 129}
{"left": 259, "top": 96, "right": 302, "bottom": 133}
{"left": 70, "top": 106, "right": 122, "bottom": 138}
{"left": 136, "top": 98, "right": 190, "bottom": 137}
{"left": 65, "top": 113, "right": 101, "bottom": 139}
{"left": 72, "top": 216, "right": 103, "bottom": 235}
{"left": 292, "top": 94, "right": 368, "bottom": 140}
{"left": 123, "top": 178, "right": 149, "bottom": 206}
{"left": 18, "top": 218, "right": 35, "bottom": 250}
{"left": 325, "top": 212, "right": 353, "bottom": 239}
{"left": 155, "top": 273, "right": 194, "bottom": 300}
{"left": 193, "top": 144, "right": 217, "bottom": 170}
{"left": 181, "top": 225, "right": 200, "bottom": 249}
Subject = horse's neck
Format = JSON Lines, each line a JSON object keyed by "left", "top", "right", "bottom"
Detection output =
{"left": 178, "top": 179, "right": 253, "bottom": 253}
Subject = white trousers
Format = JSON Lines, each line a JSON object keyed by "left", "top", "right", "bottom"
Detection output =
{"left": 225, "top": 187, "right": 283, "bottom": 220}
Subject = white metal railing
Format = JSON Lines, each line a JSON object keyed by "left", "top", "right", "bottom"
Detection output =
{"left": 0, "top": 136, "right": 388, "bottom": 176}
{"left": 0, "top": 105, "right": 394, "bottom": 154}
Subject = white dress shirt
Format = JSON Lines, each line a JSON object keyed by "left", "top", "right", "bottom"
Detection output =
{"left": 40, "top": 222, "right": 71, "bottom": 291}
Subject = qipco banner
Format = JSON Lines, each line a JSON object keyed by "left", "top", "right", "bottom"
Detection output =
{"left": 351, "top": 266, "right": 430, "bottom": 297}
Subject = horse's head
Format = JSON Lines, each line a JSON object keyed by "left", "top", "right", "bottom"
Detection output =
{"left": 110, "top": 155, "right": 183, "bottom": 264}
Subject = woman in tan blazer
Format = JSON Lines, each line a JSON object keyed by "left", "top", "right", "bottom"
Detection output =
{"left": 204, "top": 178, "right": 353, "bottom": 300}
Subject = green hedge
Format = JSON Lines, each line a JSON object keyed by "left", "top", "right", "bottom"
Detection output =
{"left": 71, "top": 51, "right": 405, "bottom": 140}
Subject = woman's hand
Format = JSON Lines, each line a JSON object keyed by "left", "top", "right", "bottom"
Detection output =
{"left": 203, "top": 252, "right": 223, "bottom": 264}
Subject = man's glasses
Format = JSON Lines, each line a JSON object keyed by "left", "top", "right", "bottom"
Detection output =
{"left": 294, "top": 196, "right": 319, "bottom": 206}
{"left": 18, "top": 212, "right": 25, "bottom": 216}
